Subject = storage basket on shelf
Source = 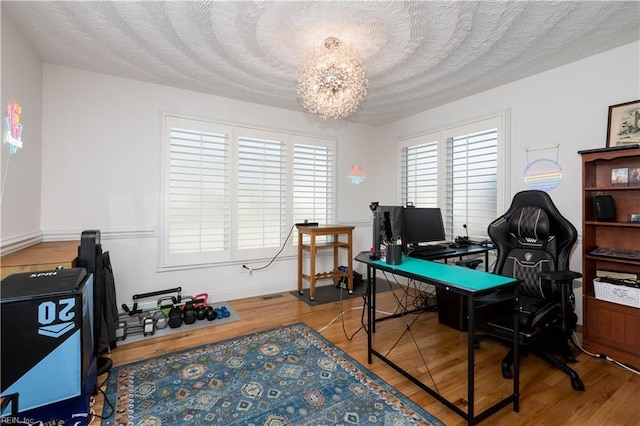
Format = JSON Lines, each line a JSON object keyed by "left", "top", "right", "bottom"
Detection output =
{"left": 593, "top": 277, "right": 640, "bottom": 308}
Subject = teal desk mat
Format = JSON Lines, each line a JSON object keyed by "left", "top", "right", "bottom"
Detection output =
{"left": 373, "top": 256, "right": 516, "bottom": 292}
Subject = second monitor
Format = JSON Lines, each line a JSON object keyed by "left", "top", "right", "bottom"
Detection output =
{"left": 403, "top": 207, "right": 447, "bottom": 251}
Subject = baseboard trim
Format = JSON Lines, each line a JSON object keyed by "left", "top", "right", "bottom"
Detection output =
{"left": 0, "top": 232, "right": 43, "bottom": 256}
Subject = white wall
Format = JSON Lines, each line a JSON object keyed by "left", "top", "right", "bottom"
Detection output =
{"left": 39, "top": 65, "right": 378, "bottom": 305}
{"left": 377, "top": 41, "right": 640, "bottom": 323}
{"left": 0, "top": 10, "right": 43, "bottom": 247}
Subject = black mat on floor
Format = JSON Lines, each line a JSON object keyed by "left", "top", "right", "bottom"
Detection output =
{"left": 290, "top": 280, "right": 399, "bottom": 306}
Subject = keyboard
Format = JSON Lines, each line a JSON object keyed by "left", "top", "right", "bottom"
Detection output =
{"left": 411, "top": 244, "right": 449, "bottom": 253}
{"left": 409, "top": 247, "right": 456, "bottom": 259}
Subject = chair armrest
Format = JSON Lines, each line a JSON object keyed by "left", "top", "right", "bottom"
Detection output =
{"left": 537, "top": 270, "right": 581, "bottom": 332}
{"left": 537, "top": 270, "right": 582, "bottom": 282}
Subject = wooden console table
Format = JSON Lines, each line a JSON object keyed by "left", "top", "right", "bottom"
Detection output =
{"left": 0, "top": 241, "right": 79, "bottom": 280}
{"left": 297, "top": 224, "right": 355, "bottom": 300}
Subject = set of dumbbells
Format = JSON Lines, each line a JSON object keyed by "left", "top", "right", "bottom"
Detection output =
{"left": 165, "top": 293, "right": 229, "bottom": 328}
{"left": 115, "top": 314, "right": 156, "bottom": 340}
{"left": 116, "top": 289, "right": 231, "bottom": 340}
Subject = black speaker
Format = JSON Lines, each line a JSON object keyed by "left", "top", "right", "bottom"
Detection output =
{"left": 593, "top": 195, "right": 616, "bottom": 222}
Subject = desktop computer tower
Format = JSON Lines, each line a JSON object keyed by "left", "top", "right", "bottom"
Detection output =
{"left": 1, "top": 268, "right": 96, "bottom": 424}
{"left": 436, "top": 289, "right": 468, "bottom": 331}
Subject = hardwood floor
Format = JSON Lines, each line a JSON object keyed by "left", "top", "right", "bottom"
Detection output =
{"left": 93, "top": 287, "right": 639, "bottom": 425}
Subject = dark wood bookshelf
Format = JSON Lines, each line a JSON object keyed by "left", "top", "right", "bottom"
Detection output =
{"left": 580, "top": 147, "right": 640, "bottom": 369}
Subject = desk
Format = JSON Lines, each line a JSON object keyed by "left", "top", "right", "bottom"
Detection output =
{"left": 356, "top": 252, "right": 520, "bottom": 425}
{"left": 297, "top": 225, "right": 355, "bottom": 300}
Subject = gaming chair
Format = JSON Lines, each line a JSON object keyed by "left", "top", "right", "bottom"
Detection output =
{"left": 481, "top": 190, "right": 584, "bottom": 391}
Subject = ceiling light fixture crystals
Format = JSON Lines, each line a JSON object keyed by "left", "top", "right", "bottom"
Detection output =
{"left": 297, "top": 37, "right": 368, "bottom": 120}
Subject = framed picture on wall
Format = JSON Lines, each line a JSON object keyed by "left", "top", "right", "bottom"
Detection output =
{"left": 606, "top": 100, "right": 640, "bottom": 147}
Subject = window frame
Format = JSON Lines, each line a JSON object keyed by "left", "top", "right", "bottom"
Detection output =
{"left": 397, "top": 111, "right": 510, "bottom": 241}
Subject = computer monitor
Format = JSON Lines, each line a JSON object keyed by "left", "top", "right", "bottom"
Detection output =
{"left": 403, "top": 207, "right": 447, "bottom": 247}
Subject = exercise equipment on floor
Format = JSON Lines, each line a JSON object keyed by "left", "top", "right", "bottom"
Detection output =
{"left": 118, "top": 287, "right": 183, "bottom": 339}
{"left": 115, "top": 289, "right": 232, "bottom": 341}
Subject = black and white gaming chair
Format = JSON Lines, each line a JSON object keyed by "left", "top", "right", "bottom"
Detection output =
{"left": 482, "top": 190, "right": 584, "bottom": 391}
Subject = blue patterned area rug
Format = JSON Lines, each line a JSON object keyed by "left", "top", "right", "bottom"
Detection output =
{"left": 102, "top": 322, "right": 444, "bottom": 425}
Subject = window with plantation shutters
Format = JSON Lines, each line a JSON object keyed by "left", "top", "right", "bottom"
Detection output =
{"left": 163, "top": 116, "right": 231, "bottom": 266}
{"left": 399, "top": 113, "right": 507, "bottom": 242}
{"left": 161, "top": 115, "right": 335, "bottom": 269}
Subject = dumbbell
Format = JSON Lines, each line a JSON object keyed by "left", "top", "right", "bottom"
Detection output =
{"left": 115, "top": 321, "right": 127, "bottom": 340}
{"left": 137, "top": 312, "right": 150, "bottom": 324}
{"left": 182, "top": 297, "right": 197, "bottom": 325}
{"left": 205, "top": 306, "right": 217, "bottom": 321}
{"left": 116, "top": 318, "right": 149, "bottom": 339}
{"left": 196, "top": 305, "right": 207, "bottom": 320}
{"left": 142, "top": 317, "right": 155, "bottom": 336}
{"left": 153, "top": 310, "right": 168, "bottom": 329}
{"left": 168, "top": 305, "right": 183, "bottom": 328}
{"left": 214, "top": 306, "right": 230, "bottom": 318}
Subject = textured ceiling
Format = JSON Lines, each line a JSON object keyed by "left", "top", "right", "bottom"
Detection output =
{"left": 4, "top": 1, "right": 640, "bottom": 126}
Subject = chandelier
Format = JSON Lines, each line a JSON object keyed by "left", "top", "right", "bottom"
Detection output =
{"left": 297, "top": 37, "right": 368, "bottom": 120}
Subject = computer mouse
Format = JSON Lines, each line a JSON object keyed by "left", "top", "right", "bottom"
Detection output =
{"left": 449, "top": 242, "right": 462, "bottom": 249}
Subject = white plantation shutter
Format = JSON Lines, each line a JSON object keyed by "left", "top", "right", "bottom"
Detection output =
{"left": 401, "top": 140, "right": 438, "bottom": 208}
{"left": 164, "top": 116, "right": 231, "bottom": 266}
{"left": 293, "top": 140, "right": 333, "bottom": 224}
{"left": 236, "top": 129, "right": 286, "bottom": 251}
{"left": 445, "top": 129, "right": 498, "bottom": 239}
{"left": 293, "top": 137, "right": 334, "bottom": 244}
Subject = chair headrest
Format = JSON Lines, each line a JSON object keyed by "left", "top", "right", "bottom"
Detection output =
{"left": 508, "top": 206, "right": 550, "bottom": 242}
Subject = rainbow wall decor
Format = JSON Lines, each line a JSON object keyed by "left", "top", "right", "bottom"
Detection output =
{"left": 523, "top": 158, "right": 563, "bottom": 191}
